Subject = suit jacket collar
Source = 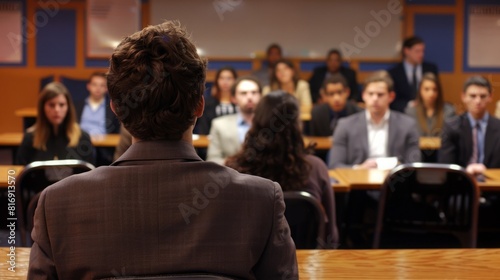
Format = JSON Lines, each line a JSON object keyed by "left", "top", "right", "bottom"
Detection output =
{"left": 387, "top": 111, "right": 399, "bottom": 157}
{"left": 112, "top": 140, "right": 202, "bottom": 166}
{"left": 484, "top": 115, "right": 500, "bottom": 166}
{"left": 356, "top": 112, "right": 369, "bottom": 158}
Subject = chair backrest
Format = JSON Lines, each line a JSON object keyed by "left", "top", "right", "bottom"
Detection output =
{"left": 15, "top": 159, "right": 95, "bottom": 246}
{"left": 100, "top": 274, "right": 236, "bottom": 279}
{"left": 60, "top": 76, "right": 89, "bottom": 105}
{"left": 283, "top": 191, "right": 326, "bottom": 249}
{"left": 373, "top": 163, "right": 479, "bottom": 249}
{"left": 39, "top": 75, "right": 55, "bottom": 92}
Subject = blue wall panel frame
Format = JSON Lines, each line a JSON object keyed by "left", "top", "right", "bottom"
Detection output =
{"left": 463, "top": 0, "right": 500, "bottom": 72}
{"left": 406, "top": 0, "right": 455, "bottom": 5}
{"left": 207, "top": 61, "right": 253, "bottom": 71}
{"left": 36, "top": 9, "right": 76, "bottom": 67}
{"left": 414, "top": 14, "right": 455, "bottom": 73}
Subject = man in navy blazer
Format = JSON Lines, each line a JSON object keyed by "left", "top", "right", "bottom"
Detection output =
{"left": 309, "top": 49, "right": 360, "bottom": 103}
{"left": 28, "top": 21, "right": 298, "bottom": 279}
{"left": 388, "top": 36, "right": 438, "bottom": 112}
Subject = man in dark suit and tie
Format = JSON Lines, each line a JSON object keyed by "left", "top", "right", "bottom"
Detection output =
{"left": 388, "top": 36, "right": 439, "bottom": 112}
{"left": 439, "top": 76, "right": 500, "bottom": 173}
{"left": 28, "top": 21, "right": 298, "bottom": 279}
{"left": 439, "top": 76, "right": 500, "bottom": 247}
{"left": 309, "top": 49, "right": 360, "bottom": 103}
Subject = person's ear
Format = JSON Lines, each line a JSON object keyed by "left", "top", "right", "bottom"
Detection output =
{"left": 388, "top": 91, "right": 396, "bottom": 103}
{"left": 110, "top": 100, "right": 117, "bottom": 116}
{"left": 195, "top": 95, "right": 205, "bottom": 118}
{"left": 345, "top": 87, "right": 351, "bottom": 98}
{"left": 461, "top": 92, "right": 466, "bottom": 104}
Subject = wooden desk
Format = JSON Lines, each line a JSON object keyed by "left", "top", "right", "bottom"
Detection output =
{"left": 419, "top": 136, "right": 441, "bottom": 150}
{"left": 14, "top": 108, "right": 37, "bottom": 118}
{"left": 331, "top": 168, "right": 500, "bottom": 191}
{"left": 15, "top": 106, "right": 314, "bottom": 122}
{"left": 0, "top": 165, "right": 24, "bottom": 188}
{"left": 3, "top": 247, "right": 500, "bottom": 279}
{"left": 329, "top": 169, "right": 350, "bottom": 193}
{"left": 297, "top": 249, "right": 500, "bottom": 279}
{"left": 0, "top": 133, "right": 332, "bottom": 150}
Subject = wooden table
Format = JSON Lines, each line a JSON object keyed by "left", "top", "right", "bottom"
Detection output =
{"left": 16, "top": 107, "right": 314, "bottom": 122}
{"left": 419, "top": 136, "right": 441, "bottom": 150}
{"left": 330, "top": 168, "right": 500, "bottom": 191}
{"left": 3, "top": 247, "right": 500, "bottom": 279}
{"left": 0, "top": 133, "right": 332, "bottom": 150}
{"left": 14, "top": 108, "right": 37, "bottom": 118}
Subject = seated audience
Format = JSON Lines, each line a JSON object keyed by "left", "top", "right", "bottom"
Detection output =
{"left": 309, "top": 49, "right": 360, "bottom": 103}
{"left": 252, "top": 43, "right": 283, "bottom": 87}
{"left": 439, "top": 76, "right": 500, "bottom": 174}
{"left": 263, "top": 59, "right": 312, "bottom": 108}
{"left": 309, "top": 74, "right": 362, "bottom": 136}
{"left": 207, "top": 76, "right": 262, "bottom": 164}
{"left": 195, "top": 67, "right": 237, "bottom": 135}
{"left": 405, "top": 72, "right": 455, "bottom": 136}
{"left": 388, "top": 36, "right": 439, "bottom": 112}
{"left": 226, "top": 91, "right": 339, "bottom": 248}
{"left": 28, "top": 21, "right": 297, "bottom": 279}
{"left": 16, "top": 82, "right": 95, "bottom": 165}
{"left": 328, "top": 71, "right": 421, "bottom": 169}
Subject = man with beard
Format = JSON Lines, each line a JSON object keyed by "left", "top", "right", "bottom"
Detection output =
{"left": 207, "top": 76, "right": 262, "bottom": 164}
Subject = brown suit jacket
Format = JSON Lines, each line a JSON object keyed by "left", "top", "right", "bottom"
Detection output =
{"left": 28, "top": 140, "right": 298, "bottom": 279}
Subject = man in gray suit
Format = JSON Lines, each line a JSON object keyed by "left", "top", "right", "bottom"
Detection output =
{"left": 207, "top": 76, "right": 262, "bottom": 165}
{"left": 28, "top": 21, "right": 297, "bottom": 279}
{"left": 328, "top": 71, "right": 421, "bottom": 168}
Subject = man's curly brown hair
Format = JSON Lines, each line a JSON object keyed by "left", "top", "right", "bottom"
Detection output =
{"left": 107, "top": 21, "right": 207, "bottom": 141}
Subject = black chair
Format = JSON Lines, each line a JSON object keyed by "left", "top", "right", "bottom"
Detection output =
{"left": 100, "top": 274, "right": 236, "bottom": 279}
{"left": 284, "top": 191, "right": 326, "bottom": 249}
{"left": 15, "top": 159, "right": 95, "bottom": 246}
{"left": 373, "top": 163, "right": 479, "bottom": 249}
{"left": 60, "top": 76, "right": 88, "bottom": 105}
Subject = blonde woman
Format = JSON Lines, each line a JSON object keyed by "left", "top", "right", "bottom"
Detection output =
{"left": 16, "top": 82, "right": 95, "bottom": 165}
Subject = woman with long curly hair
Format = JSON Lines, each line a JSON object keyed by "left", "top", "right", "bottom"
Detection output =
{"left": 15, "top": 82, "right": 95, "bottom": 165}
{"left": 226, "top": 90, "right": 338, "bottom": 247}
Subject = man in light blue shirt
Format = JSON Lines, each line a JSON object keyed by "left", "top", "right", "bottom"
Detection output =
{"left": 75, "top": 72, "right": 120, "bottom": 165}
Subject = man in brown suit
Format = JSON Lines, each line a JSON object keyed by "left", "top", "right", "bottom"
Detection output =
{"left": 28, "top": 21, "right": 298, "bottom": 279}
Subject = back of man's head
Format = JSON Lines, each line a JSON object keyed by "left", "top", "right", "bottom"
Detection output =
{"left": 107, "top": 21, "right": 207, "bottom": 141}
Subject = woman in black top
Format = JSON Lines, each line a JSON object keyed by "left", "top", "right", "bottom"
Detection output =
{"left": 15, "top": 82, "right": 95, "bottom": 165}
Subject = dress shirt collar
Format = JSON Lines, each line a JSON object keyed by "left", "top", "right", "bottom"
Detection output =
{"left": 365, "top": 109, "right": 390, "bottom": 126}
{"left": 467, "top": 112, "right": 489, "bottom": 128}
